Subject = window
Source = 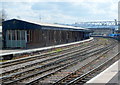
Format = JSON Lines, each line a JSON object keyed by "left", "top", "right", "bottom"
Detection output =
{"left": 21, "top": 30, "right": 25, "bottom": 40}
{"left": 7, "top": 30, "right": 11, "bottom": 40}
{"left": 16, "top": 30, "right": 20, "bottom": 40}
{"left": 27, "top": 30, "right": 31, "bottom": 42}
{"left": 12, "top": 30, "right": 15, "bottom": 40}
{"left": 7, "top": 30, "right": 26, "bottom": 40}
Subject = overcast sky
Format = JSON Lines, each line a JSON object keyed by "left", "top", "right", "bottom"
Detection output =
{"left": 1, "top": 0, "right": 119, "bottom": 24}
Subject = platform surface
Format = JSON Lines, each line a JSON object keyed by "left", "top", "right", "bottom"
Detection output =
{"left": 108, "top": 71, "right": 120, "bottom": 84}
{"left": 86, "top": 59, "right": 119, "bottom": 84}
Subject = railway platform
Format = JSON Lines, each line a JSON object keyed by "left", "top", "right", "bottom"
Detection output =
{"left": 0, "top": 37, "right": 93, "bottom": 60}
{"left": 86, "top": 59, "right": 119, "bottom": 84}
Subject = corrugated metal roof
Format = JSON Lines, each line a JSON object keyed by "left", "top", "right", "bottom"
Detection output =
{"left": 12, "top": 19, "right": 89, "bottom": 30}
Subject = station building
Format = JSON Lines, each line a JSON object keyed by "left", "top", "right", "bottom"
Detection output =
{"left": 2, "top": 19, "right": 91, "bottom": 48}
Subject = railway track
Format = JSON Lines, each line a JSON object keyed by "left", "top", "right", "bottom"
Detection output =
{"left": 0, "top": 38, "right": 118, "bottom": 85}
{"left": 0, "top": 37, "right": 109, "bottom": 69}
{"left": 0, "top": 42, "right": 101, "bottom": 75}
{"left": 18, "top": 42, "right": 118, "bottom": 84}
{"left": 65, "top": 52, "right": 120, "bottom": 85}
{"left": 1, "top": 43, "right": 105, "bottom": 84}
{"left": 37, "top": 43, "right": 117, "bottom": 84}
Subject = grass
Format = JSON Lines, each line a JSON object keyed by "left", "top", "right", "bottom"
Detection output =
{"left": 0, "top": 60, "right": 8, "bottom": 62}
{"left": 98, "top": 38, "right": 109, "bottom": 45}
{"left": 49, "top": 48, "right": 62, "bottom": 53}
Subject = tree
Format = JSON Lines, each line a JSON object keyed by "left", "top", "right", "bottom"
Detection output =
{"left": 0, "top": 9, "right": 7, "bottom": 25}
{"left": 2, "top": 9, "right": 7, "bottom": 22}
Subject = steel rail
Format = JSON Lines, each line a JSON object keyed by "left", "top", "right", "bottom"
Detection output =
{"left": 66, "top": 52, "right": 120, "bottom": 85}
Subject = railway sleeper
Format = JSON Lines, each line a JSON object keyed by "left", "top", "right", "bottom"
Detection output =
{"left": 1, "top": 44, "right": 98, "bottom": 76}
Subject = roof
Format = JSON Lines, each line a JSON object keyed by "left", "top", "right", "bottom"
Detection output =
{"left": 115, "top": 30, "right": 120, "bottom": 32}
{"left": 14, "top": 19, "right": 88, "bottom": 29}
{"left": 3, "top": 19, "right": 91, "bottom": 32}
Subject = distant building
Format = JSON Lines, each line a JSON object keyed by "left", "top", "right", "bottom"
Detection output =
{"left": 115, "top": 30, "right": 120, "bottom": 34}
{"left": 63, "top": 22, "right": 116, "bottom": 36}
{"left": 88, "top": 28, "right": 115, "bottom": 36}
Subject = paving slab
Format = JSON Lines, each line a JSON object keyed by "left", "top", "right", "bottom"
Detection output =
{"left": 86, "top": 59, "right": 119, "bottom": 84}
